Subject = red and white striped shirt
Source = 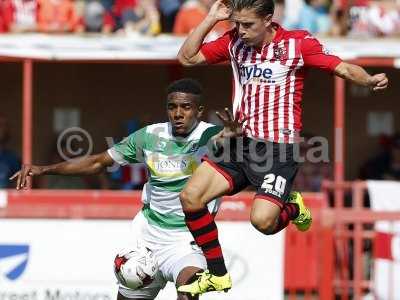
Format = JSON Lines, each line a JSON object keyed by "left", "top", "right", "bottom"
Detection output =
{"left": 200, "top": 22, "right": 342, "bottom": 143}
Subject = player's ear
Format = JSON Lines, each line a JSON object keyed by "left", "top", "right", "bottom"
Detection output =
{"left": 197, "top": 105, "right": 204, "bottom": 118}
{"left": 264, "top": 14, "right": 273, "bottom": 27}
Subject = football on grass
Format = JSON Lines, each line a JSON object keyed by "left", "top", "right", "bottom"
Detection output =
{"left": 114, "top": 246, "right": 158, "bottom": 289}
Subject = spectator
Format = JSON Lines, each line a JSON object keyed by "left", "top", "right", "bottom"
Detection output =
{"left": 0, "top": 0, "right": 37, "bottom": 33}
{"left": 95, "top": 0, "right": 114, "bottom": 33}
{"left": 100, "top": 0, "right": 113, "bottom": 12}
{"left": 284, "top": 0, "right": 331, "bottom": 34}
{"left": 173, "top": 0, "right": 231, "bottom": 37}
{"left": 37, "top": 0, "right": 83, "bottom": 33}
{"left": 349, "top": 0, "right": 400, "bottom": 37}
{"left": 0, "top": 1, "right": 12, "bottom": 32}
{"left": 83, "top": 0, "right": 107, "bottom": 32}
{"left": 121, "top": 0, "right": 160, "bottom": 35}
{"left": 101, "top": 0, "right": 137, "bottom": 32}
{"left": 0, "top": 115, "right": 21, "bottom": 189}
{"left": 101, "top": 0, "right": 160, "bottom": 35}
{"left": 159, "top": 0, "right": 181, "bottom": 32}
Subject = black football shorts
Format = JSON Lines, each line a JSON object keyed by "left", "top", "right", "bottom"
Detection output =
{"left": 203, "top": 137, "right": 299, "bottom": 209}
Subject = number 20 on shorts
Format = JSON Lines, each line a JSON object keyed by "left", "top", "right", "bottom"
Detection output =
{"left": 261, "top": 173, "right": 287, "bottom": 194}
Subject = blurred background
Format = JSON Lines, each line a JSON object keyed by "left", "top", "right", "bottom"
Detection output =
{"left": 1, "top": 0, "right": 400, "bottom": 299}
{"left": 1, "top": 0, "right": 400, "bottom": 37}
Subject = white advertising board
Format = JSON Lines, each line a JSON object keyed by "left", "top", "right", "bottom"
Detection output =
{"left": 0, "top": 219, "right": 284, "bottom": 300}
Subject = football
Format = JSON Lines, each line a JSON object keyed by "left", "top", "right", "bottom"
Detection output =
{"left": 114, "top": 245, "right": 158, "bottom": 289}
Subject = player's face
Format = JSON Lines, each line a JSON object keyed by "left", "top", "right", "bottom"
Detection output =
{"left": 231, "top": 8, "right": 273, "bottom": 48}
{"left": 167, "top": 92, "right": 203, "bottom": 136}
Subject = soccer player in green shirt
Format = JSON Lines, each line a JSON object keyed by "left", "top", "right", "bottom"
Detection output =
{"left": 11, "top": 78, "right": 237, "bottom": 300}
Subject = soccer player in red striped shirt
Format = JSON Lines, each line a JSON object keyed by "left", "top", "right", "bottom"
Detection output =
{"left": 176, "top": 0, "right": 389, "bottom": 296}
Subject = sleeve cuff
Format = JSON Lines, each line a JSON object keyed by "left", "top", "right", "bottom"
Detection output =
{"left": 200, "top": 47, "right": 213, "bottom": 64}
{"left": 107, "top": 148, "right": 128, "bottom": 166}
{"left": 329, "top": 57, "right": 342, "bottom": 72}
{"left": 200, "top": 49, "right": 210, "bottom": 64}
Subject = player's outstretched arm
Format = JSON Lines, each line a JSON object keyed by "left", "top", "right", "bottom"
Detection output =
{"left": 9, "top": 152, "right": 114, "bottom": 190}
{"left": 334, "top": 62, "right": 389, "bottom": 91}
{"left": 177, "top": 0, "right": 230, "bottom": 66}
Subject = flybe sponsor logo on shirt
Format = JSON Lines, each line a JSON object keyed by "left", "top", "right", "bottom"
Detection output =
{"left": 239, "top": 64, "right": 275, "bottom": 84}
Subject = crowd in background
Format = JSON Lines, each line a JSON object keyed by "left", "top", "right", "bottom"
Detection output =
{"left": 0, "top": 0, "right": 400, "bottom": 37}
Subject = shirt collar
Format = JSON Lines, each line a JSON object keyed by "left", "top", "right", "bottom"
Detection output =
{"left": 169, "top": 121, "right": 201, "bottom": 140}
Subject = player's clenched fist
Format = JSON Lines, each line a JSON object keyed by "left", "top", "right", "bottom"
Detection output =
{"left": 9, "top": 164, "right": 43, "bottom": 190}
{"left": 368, "top": 73, "right": 389, "bottom": 91}
{"left": 208, "top": 0, "right": 231, "bottom": 21}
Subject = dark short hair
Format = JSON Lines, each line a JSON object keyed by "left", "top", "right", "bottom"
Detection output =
{"left": 230, "top": 0, "right": 275, "bottom": 17}
{"left": 167, "top": 78, "right": 203, "bottom": 96}
{"left": 166, "top": 78, "right": 203, "bottom": 103}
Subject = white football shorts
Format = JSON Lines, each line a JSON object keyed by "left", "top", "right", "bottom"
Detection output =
{"left": 118, "top": 211, "right": 206, "bottom": 299}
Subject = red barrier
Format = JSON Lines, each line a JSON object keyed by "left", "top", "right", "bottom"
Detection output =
{"left": 322, "top": 181, "right": 400, "bottom": 300}
{"left": 284, "top": 193, "right": 334, "bottom": 300}
{"left": 1, "top": 189, "right": 256, "bottom": 220}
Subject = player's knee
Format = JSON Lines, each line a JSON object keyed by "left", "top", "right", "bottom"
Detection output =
{"left": 250, "top": 214, "right": 276, "bottom": 235}
{"left": 180, "top": 187, "right": 203, "bottom": 211}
